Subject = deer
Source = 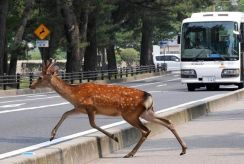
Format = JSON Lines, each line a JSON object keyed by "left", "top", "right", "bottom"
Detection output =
{"left": 30, "top": 59, "right": 187, "bottom": 158}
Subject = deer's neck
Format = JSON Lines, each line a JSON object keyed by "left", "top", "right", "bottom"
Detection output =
{"left": 50, "top": 75, "right": 74, "bottom": 101}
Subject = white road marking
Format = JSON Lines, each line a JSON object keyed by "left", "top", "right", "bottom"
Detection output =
{"left": 123, "top": 74, "right": 168, "bottom": 82}
{"left": 0, "top": 96, "right": 60, "bottom": 104}
{"left": 131, "top": 78, "right": 180, "bottom": 88}
{"left": 0, "top": 92, "right": 55, "bottom": 99}
{"left": 0, "top": 103, "right": 25, "bottom": 108}
{"left": 0, "top": 93, "right": 226, "bottom": 160}
{"left": 167, "top": 78, "right": 181, "bottom": 82}
{"left": 130, "top": 81, "right": 162, "bottom": 87}
{"left": 148, "top": 91, "right": 162, "bottom": 93}
{"left": 156, "top": 84, "right": 167, "bottom": 87}
{"left": 26, "top": 95, "right": 46, "bottom": 98}
{"left": 0, "top": 102, "right": 69, "bottom": 114}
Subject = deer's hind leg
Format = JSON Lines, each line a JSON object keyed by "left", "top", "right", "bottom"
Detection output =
{"left": 122, "top": 114, "right": 151, "bottom": 158}
{"left": 141, "top": 109, "right": 187, "bottom": 155}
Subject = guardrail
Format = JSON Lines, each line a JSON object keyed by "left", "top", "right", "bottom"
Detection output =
{"left": 0, "top": 65, "right": 166, "bottom": 90}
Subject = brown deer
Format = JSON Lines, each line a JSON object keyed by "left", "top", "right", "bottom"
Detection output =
{"left": 30, "top": 59, "right": 187, "bottom": 158}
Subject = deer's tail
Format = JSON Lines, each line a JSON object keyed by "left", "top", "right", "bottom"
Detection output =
{"left": 143, "top": 92, "right": 154, "bottom": 111}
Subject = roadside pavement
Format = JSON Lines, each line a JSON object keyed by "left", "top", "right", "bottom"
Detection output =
{"left": 89, "top": 99, "right": 244, "bottom": 164}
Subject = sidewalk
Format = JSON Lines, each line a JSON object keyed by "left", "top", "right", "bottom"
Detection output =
{"left": 89, "top": 99, "right": 244, "bottom": 164}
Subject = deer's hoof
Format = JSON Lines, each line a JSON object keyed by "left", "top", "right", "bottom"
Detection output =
{"left": 123, "top": 153, "right": 134, "bottom": 158}
{"left": 50, "top": 136, "right": 55, "bottom": 141}
{"left": 180, "top": 152, "right": 185, "bottom": 156}
{"left": 180, "top": 147, "right": 187, "bottom": 156}
{"left": 114, "top": 137, "right": 119, "bottom": 142}
{"left": 111, "top": 134, "right": 119, "bottom": 142}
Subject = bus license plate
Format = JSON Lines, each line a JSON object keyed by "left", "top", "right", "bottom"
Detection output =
{"left": 203, "top": 76, "right": 216, "bottom": 82}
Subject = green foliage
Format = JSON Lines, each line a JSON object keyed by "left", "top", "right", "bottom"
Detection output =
{"left": 28, "top": 48, "right": 41, "bottom": 60}
{"left": 27, "top": 48, "right": 67, "bottom": 60}
{"left": 53, "top": 49, "right": 66, "bottom": 60}
{"left": 118, "top": 48, "right": 139, "bottom": 66}
{"left": 1, "top": 0, "right": 214, "bottom": 72}
{"left": 115, "top": 30, "right": 141, "bottom": 50}
{"left": 239, "top": 0, "right": 244, "bottom": 11}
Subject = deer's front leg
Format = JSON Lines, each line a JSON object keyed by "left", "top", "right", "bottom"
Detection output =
{"left": 50, "top": 109, "right": 79, "bottom": 141}
{"left": 87, "top": 109, "right": 119, "bottom": 142}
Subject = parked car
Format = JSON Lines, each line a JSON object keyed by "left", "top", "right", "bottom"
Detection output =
{"left": 153, "top": 54, "right": 180, "bottom": 71}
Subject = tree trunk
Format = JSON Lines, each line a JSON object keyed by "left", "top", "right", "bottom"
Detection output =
{"left": 79, "top": 3, "right": 89, "bottom": 70}
{"left": 107, "top": 36, "right": 117, "bottom": 70}
{"left": 8, "top": 0, "right": 34, "bottom": 75}
{"left": 0, "top": 0, "right": 8, "bottom": 75}
{"left": 61, "top": 0, "right": 81, "bottom": 73}
{"left": 84, "top": 11, "right": 97, "bottom": 71}
{"left": 3, "top": 35, "right": 8, "bottom": 73}
{"left": 140, "top": 17, "right": 153, "bottom": 66}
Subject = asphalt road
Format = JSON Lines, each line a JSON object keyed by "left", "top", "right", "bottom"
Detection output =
{"left": 0, "top": 72, "right": 237, "bottom": 155}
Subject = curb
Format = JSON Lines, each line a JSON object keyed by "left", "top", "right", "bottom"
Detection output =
{"left": 1, "top": 88, "right": 244, "bottom": 164}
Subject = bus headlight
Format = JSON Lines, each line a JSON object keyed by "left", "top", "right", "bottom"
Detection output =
{"left": 181, "top": 69, "right": 197, "bottom": 78}
{"left": 221, "top": 69, "right": 239, "bottom": 78}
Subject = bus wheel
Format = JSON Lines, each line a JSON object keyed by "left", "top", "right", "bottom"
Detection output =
{"left": 187, "top": 84, "right": 195, "bottom": 91}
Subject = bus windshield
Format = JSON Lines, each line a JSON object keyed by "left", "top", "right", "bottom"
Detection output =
{"left": 181, "top": 21, "right": 239, "bottom": 61}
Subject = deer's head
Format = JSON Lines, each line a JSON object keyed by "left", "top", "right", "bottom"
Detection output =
{"left": 30, "top": 59, "right": 59, "bottom": 89}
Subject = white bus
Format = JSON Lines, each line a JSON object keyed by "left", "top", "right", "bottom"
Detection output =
{"left": 180, "top": 12, "right": 244, "bottom": 91}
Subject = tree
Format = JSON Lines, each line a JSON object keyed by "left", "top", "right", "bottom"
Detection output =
{"left": 0, "top": 0, "right": 8, "bottom": 75}
{"left": 60, "top": 0, "right": 81, "bottom": 73}
{"left": 84, "top": 8, "right": 97, "bottom": 71}
{"left": 106, "top": 35, "right": 117, "bottom": 70}
{"left": 8, "top": 0, "right": 34, "bottom": 75}
{"left": 0, "top": 0, "right": 214, "bottom": 74}
{"left": 240, "top": 0, "right": 244, "bottom": 11}
{"left": 74, "top": 0, "right": 89, "bottom": 69}
{"left": 97, "top": 1, "right": 119, "bottom": 71}
{"left": 36, "top": 0, "right": 64, "bottom": 63}
{"left": 140, "top": 16, "right": 153, "bottom": 65}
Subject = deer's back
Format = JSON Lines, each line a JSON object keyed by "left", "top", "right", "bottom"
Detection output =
{"left": 71, "top": 83, "right": 149, "bottom": 115}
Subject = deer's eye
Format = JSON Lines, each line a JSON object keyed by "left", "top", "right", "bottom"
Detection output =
{"left": 38, "top": 77, "right": 43, "bottom": 80}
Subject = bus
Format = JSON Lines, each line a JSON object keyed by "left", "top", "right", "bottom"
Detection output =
{"left": 180, "top": 12, "right": 244, "bottom": 91}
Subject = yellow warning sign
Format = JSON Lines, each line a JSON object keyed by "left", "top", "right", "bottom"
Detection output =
{"left": 34, "top": 24, "right": 50, "bottom": 40}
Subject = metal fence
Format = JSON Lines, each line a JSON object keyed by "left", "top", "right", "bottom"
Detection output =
{"left": 0, "top": 65, "right": 166, "bottom": 90}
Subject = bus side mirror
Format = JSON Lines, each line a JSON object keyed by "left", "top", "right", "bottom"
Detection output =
{"left": 177, "top": 33, "right": 181, "bottom": 44}
{"left": 237, "top": 34, "right": 244, "bottom": 43}
{"left": 233, "top": 30, "right": 244, "bottom": 42}
{"left": 233, "top": 30, "right": 240, "bottom": 35}
{"left": 239, "top": 33, "right": 244, "bottom": 43}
